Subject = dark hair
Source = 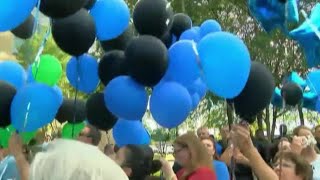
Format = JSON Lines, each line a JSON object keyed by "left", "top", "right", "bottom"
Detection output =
{"left": 124, "top": 145, "right": 162, "bottom": 180}
{"left": 201, "top": 137, "right": 219, "bottom": 160}
{"left": 87, "top": 124, "right": 101, "bottom": 146}
{"left": 274, "top": 152, "right": 313, "bottom": 180}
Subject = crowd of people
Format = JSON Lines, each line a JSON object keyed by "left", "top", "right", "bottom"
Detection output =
{"left": 0, "top": 122, "right": 319, "bottom": 180}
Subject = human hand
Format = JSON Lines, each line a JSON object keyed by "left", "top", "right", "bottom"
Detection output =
{"left": 231, "top": 125, "right": 254, "bottom": 155}
{"left": 8, "top": 133, "right": 24, "bottom": 158}
{"left": 290, "top": 136, "right": 304, "bottom": 154}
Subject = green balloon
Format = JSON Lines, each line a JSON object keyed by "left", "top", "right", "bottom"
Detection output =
{"left": 0, "top": 125, "right": 36, "bottom": 148}
{"left": 32, "top": 54, "right": 62, "bottom": 86}
{"left": 62, "top": 122, "right": 85, "bottom": 139}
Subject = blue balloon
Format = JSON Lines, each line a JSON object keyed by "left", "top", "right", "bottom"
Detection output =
{"left": 150, "top": 82, "right": 192, "bottom": 128}
{"left": 11, "top": 83, "right": 61, "bottom": 132}
{"left": 271, "top": 87, "right": 283, "bottom": 107}
{"left": 90, "top": 0, "right": 130, "bottom": 41}
{"left": 303, "top": 91, "right": 317, "bottom": 111}
{"left": 104, "top": 76, "right": 148, "bottom": 119}
{"left": 165, "top": 40, "right": 200, "bottom": 86}
{"left": 26, "top": 65, "right": 34, "bottom": 84}
{"left": 285, "top": 72, "right": 307, "bottom": 89}
{"left": 0, "top": 0, "right": 37, "bottom": 31}
{"left": 113, "top": 119, "right": 150, "bottom": 147}
{"left": 0, "top": 61, "right": 26, "bottom": 89}
{"left": 66, "top": 54, "right": 99, "bottom": 94}
{"left": 200, "top": 19, "right": 222, "bottom": 38}
{"left": 187, "top": 78, "right": 207, "bottom": 99}
{"left": 197, "top": 32, "right": 251, "bottom": 98}
{"left": 180, "top": 28, "right": 201, "bottom": 42}
{"left": 53, "top": 85, "right": 63, "bottom": 105}
{"left": 191, "top": 93, "right": 200, "bottom": 110}
{"left": 307, "top": 70, "right": 320, "bottom": 94}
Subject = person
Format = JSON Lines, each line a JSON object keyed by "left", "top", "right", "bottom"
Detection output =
{"left": 201, "top": 137, "right": 230, "bottom": 180}
{"left": 9, "top": 133, "right": 128, "bottom": 180}
{"left": 217, "top": 126, "right": 230, "bottom": 153}
{"left": 292, "top": 126, "right": 320, "bottom": 179}
{"left": 232, "top": 124, "right": 313, "bottom": 180}
{"left": 197, "top": 127, "right": 210, "bottom": 139}
{"left": 315, "top": 125, "right": 320, "bottom": 150}
{"left": 114, "top": 144, "right": 161, "bottom": 180}
{"left": 77, "top": 124, "right": 101, "bottom": 146}
{"left": 165, "top": 132, "right": 217, "bottom": 180}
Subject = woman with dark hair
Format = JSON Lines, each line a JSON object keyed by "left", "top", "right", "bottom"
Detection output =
{"left": 115, "top": 144, "right": 162, "bottom": 180}
{"left": 201, "top": 137, "right": 229, "bottom": 180}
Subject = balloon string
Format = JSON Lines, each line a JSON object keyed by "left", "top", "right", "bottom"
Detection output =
{"left": 71, "top": 58, "right": 80, "bottom": 138}
{"left": 20, "top": 24, "right": 51, "bottom": 134}
{"left": 306, "top": 75, "right": 319, "bottom": 95}
{"left": 32, "top": 0, "right": 42, "bottom": 34}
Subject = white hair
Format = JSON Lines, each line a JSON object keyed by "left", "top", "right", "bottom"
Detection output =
{"left": 30, "top": 139, "right": 128, "bottom": 180}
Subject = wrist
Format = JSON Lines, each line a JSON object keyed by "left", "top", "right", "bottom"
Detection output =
{"left": 242, "top": 146, "right": 256, "bottom": 158}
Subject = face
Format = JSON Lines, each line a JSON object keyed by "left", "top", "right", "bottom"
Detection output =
{"left": 298, "top": 128, "right": 312, "bottom": 138}
{"left": 197, "top": 128, "right": 209, "bottom": 139}
{"left": 173, "top": 144, "right": 191, "bottom": 167}
{"left": 77, "top": 127, "right": 93, "bottom": 145}
{"left": 220, "top": 127, "right": 230, "bottom": 140}
{"left": 273, "top": 159, "right": 303, "bottom": 180}
{"left": 315, "top": 127, "right": 320, "bottom": 142}
{"left": 201, "top": 139, "right": 215, "bottom": 156}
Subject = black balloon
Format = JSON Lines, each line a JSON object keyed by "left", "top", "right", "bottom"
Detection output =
{"left": 100, "top": 25, "right": 135, "bottom": 52}
{"left": 125, "top": 35, "right": 168, "bottom": 87}
{"left": 171, "top": 13, "right": 192, "bottom": 39}
{"left": 232, "top": 62, "right": 275, "bottom": 123}
{"left": 160, "top": 31, "right": 174, "bottom": 48}
{"left": 86, "top": 93, "right": 117, "bottom": 131}
{"left": 40, "top": 0, "right": 87, "bottom": 18}
{"left": 0, "top": 81, "right": 16, "bottom": 127}
{"left": 11, "top": 15, "right": 35, "bottom": 39}
{"left": 52, "top": 9, "right": 96, "bottom": 56}
{"left": 281, "top": 82, "right": 303, "bottom": 106}
{"left": 133, "top": 0, "right": 174, "bottom": 37}
{"left": 56, "top": 98, "right": 87, "bottom": 124}
{"left": 85, "top": 0, "right": 97, "bottom": 9}
{"left": 98, "top": 50, "right": 128, "bottom": 86}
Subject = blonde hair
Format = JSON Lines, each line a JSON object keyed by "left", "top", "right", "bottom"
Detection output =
{"left": 174, "top": 133, "right": 213, "bottom": 172}
{"left": 30, "top": 139, "right": 128, "bottom": 180}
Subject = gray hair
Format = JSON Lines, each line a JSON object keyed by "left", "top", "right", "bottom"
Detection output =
{"left": 30, "top": 139, "right": 128, "bottom": 180}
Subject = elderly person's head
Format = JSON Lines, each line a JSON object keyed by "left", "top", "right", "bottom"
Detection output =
{"left": 197, "top": 127, "right": 209, "bottom": 139}
{"left": 77, "top": 124, "right": 101, "bottom": 146}
{"left": 273, "top": 151, "right": 313, "bottom": 180}
{"left": 30, "top": 139, "right": 128, "bottom": 180}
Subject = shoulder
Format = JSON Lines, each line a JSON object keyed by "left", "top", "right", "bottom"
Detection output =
{"left": 191, "top": 167, "right": 217, "bottom": 180}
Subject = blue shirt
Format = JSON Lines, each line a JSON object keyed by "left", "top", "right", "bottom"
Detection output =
{"left": 215, "top": 142, "right": 223, "bottom": 156}
{"left": 213, "top": 160, "right": 229, "bottom": 180}
{"left": 0, "top": 156, "right": 20, "bottom": 180}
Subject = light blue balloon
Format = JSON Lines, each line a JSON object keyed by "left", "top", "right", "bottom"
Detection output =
{"left": 197, "top": 32, "right": 251, "bottom": 98}
{"left": 200, "top": 19, "right": 222, "bottom": 38}
{"left": 165, "top": 40, "right": 200, "bottom": 86}
{"left": 104, "top": 76, "right": 148, "bottom": 119}
{"left": 303, "top": 91, "right": 317, "bottom": 111}
{"left": 271, "top": 87, "right": 283, "bottom": 107}
{"left": 150, "top": 82, "right": 192, "bottom": 128}
{"left": 66, "top": 54, "right": 99, "bottom": 94}
{"left": 11, "top": 83, "right": 61, "bottom": 132}
{"left": 0, "top": 0, "right": 37, "bottom": 31}
{"left": 113, "top": 119, "right": 150, "bottom": 147}
{"left": 307, "top": 70, "right": 320, "bottom": 94}
{"left": 0, "top": 61, "right": 26, "bottom": 89}
{"left": 180, "top": 28, "right": 201, "bottom": 42}
{"left": 90, "top": 0, "right": 130, "bottom": 41}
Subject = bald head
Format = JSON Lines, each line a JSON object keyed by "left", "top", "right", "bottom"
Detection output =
{"left": 197, "top": 127, "right": 209, "bottom": 139}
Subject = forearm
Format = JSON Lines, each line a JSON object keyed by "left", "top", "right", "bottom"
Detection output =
{"left": 14, "top": 153, "right": 29, "bottom": 180}
{"left": 244, "top": 148, "right": 278, "bottom": 180}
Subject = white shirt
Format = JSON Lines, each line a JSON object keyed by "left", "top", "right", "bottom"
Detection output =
{"left": 311, "top": 155, "right": 320, "bottom": 180}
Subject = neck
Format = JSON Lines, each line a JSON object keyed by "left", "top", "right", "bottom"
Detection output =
{"left": 301, "top": 147, "right": 317, "bottom": 163}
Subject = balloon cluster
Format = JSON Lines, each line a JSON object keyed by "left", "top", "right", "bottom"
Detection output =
{"left": 271, "top": 71, "right": 319, "bottom": 111}
{"left": 249, "top": 1, "right": 320, "bottom": 69}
